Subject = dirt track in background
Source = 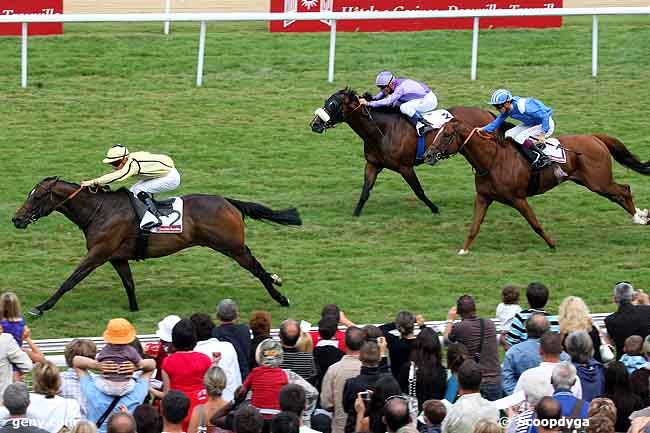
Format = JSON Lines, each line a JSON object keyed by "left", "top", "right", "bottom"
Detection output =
{"left": 65, "top": 0, "right": 649, "bottom": 14}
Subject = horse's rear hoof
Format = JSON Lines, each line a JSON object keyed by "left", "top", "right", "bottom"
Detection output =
{"left": 271, "top": 274, "right": 283, "bottom": 286}
{"left": 29, "top": 307, "right": 43, "bottom": 317}
{"left": 457, "top": 249, "right": 469, "bottom": 256}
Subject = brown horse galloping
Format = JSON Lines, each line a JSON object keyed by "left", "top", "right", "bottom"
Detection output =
{"left": 310, "top": 88, "right": 501, "bottom": 216}
{"left": 423, "top": 118, "right": 650, "bottom": 254}
{"left": 12, "top": 177, "right": 301, "bottom": 316}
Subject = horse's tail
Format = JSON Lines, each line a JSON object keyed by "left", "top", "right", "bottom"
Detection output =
{"left": 226, "top": 198, "right": 302, "bottom": 226}
{"left": 595, "top": 133, "right": 650, "bottom": 175}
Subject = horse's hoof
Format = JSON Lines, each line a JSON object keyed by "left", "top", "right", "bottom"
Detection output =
{"left": 279, "top": 297, "right": 290, "bottom": 307}
{"left": 28, "top": 307, "right": 43, "bottom": 317}
{"left": 457, "top": 249, "right": 469, "bottom": 256}
{"left": 271, "top": 274, "right": 283, "bottom": 286}
{"left": 430, "top": 206, "right": 440, "bottom": 214}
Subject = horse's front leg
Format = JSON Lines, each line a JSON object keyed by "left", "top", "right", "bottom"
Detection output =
{"left": 399, "top": 167, "right": 439, "bottom": 214}
{"left": 512, "top": 198, "right": 557, "bottom": 249}
{"left": 353, "top": 162, "right": 383, "bottom": 217}
{"left": 30, "top": 247, "right": 112, "bottom": 316}
{"left": 458, "top": 193, "right": 492, "bottom": 255}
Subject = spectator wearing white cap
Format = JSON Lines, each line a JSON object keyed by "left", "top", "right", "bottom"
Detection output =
{"left": 604, "top": 282, "right": 650, "bottom": 359}
{"left": 144, "top": 315, "right": 181, "bottom": 400}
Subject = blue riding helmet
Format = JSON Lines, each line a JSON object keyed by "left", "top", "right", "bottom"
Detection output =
{"left": 489, "top": 89, "right": 513, "bottom": 105}
{"left": 375, "top": 71, "right": 394, "bottom": 87}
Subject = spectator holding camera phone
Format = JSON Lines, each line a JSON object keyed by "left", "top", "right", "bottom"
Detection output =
{"left": 443, "top": 295, "right": 502, "bottom": 401}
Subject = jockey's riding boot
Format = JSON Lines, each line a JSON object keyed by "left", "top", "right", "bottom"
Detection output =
{"left": 520, "top": 139, "right": 551, "bottom": 171}
{"left": 137, "top": 191, "right": 162, "bottom": 229}
{"left": 411, "top": 113, "right": 434, "bottom": 136}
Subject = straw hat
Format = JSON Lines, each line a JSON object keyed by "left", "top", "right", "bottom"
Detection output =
{"left": 103, "top": 318, "right": 136, "bottom": 344}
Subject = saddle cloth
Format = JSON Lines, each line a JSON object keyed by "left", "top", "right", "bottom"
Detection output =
{"left": 128, "top": 191, "right": 184, "bottom": 233}
{"left": 538, "top": 138, "right": 567, "bottom": 164}
{"left": 145, "top": 197, "right": 183, "bottom": 233}
{"left": 416, "top": 109, "right": 454, "bottom": 136}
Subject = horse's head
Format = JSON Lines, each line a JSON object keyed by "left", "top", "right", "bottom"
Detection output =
{"left": 310, "top": 88, "right": 361, "bottom": 134}
{"left": 12, "top": 177, "right": 68, "bottom": 228}
{"left": 423, "top": 119, "right": 462, "bottom": 165}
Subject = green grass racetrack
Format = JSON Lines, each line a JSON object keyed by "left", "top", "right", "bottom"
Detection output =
{"left": 1, "top": 16, "right": 649, "bottom": 338}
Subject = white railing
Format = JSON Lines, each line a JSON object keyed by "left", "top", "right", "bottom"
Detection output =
{"left": 1, "top": 7, "right": 649, "bottom": 88}
{"left": 33, "top": 312, "right": 613, "bottom": 368}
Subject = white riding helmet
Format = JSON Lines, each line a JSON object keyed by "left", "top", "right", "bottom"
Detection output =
{"left": 102, "top": 144, "right": 130, "bottom": 164}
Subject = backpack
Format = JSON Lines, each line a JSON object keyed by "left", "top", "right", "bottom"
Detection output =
{"left": 560, "top": 399, "right": 588, "bottom": 433}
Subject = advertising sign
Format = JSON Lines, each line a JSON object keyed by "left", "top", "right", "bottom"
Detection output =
{"left": 270, "top": 0, "right": 563, "bottom": 32}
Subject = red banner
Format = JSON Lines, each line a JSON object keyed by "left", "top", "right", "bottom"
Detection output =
{"left": 0, "top": 0, "right": 62, "bottom": 36}
{"left": 270, "top": 0, "right": 563, "bottom": 32}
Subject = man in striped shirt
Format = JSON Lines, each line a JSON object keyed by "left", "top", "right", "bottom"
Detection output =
{"left": 505, "top": 282, "right": 560, "bottom": 348}
{"left": 81, "top": 144, "right": 180, "bottom": 229}
{"left": 280, "top": 320, "right": 317, "bottom": 383}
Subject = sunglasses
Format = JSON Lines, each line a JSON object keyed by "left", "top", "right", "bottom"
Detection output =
{"left": 494, "top": 103, "right": 506, "bottom": 110}
{"left": 383, "top": 395, "right": 409, "bottom": 407}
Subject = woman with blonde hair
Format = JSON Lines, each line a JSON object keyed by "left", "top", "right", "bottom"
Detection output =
{"left": 473, "top": 419, "right": 502, "bottom": 433}
{"left": 558, "top": 296, "right": 603, "bottom": 362}
{"left": 28, "top": 361, "right": 81, "bottom": 433}
{"left": 71, "top": 421, "right": 98, "bottom": 433}
{"left": 296, "top": 331, "right": 314, "bottom": 353}
{"left": 188, "top": 366, "right": 230, "bottom": 433}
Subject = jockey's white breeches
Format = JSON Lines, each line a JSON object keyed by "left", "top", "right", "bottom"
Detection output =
{"left": 130, "top": 168, "right": 181, "bottom": 196}
{"left": 399, "top": 92, "right": 438, "bottom": 117}
{"left": 505, "top": 117, "right": 555, "bottom": 144}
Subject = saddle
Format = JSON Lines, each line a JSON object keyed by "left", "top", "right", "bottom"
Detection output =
{"left": 127, "top": 192, "right": 177, "bottom": 221}
{"left": 126, "top": 191, "right": 180, "bottom": 261}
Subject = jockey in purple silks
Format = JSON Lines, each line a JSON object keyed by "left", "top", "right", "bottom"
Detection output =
{"left": 358, "top": 71, "right": 438, "bottom": 136}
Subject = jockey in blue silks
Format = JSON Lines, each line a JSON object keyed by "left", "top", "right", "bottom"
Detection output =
{"left": 482, "top": 89, "right": 553, "bottom": 171}
{"left": 358, "top": 71, "right": 438, "bottom": 136}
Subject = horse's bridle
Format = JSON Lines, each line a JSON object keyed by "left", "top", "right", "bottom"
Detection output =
{"left": 28, "top": 177, "right": 85, "bottom": 223}
{"left": 426, "top": 126, "right": 493, "bottom": 176}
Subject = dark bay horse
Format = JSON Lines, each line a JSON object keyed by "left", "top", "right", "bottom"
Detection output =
{"left": 12, "top": 177, "right": 302, "bottom": 316}
{"left": 424, "top": 118, "right": 650, "bottom": 254}
{"left": 310, "top": 88, "right": 500, "bottom": 216}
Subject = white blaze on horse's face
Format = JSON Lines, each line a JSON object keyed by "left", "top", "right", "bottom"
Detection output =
{"left": 314, "top": 108, "right": 330, "bottom": 123}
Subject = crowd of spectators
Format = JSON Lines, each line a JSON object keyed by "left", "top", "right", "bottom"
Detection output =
{"left": 0, "top": 282, "right": 649, "bottom": 433}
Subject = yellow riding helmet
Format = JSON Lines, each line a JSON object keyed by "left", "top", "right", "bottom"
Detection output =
{"left": 102, "top": 144, "right": 130, "bottom": 164}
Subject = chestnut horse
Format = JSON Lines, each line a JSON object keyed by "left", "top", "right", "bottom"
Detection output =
{"left": 12, "top": 177, "right": 301, "bottom": 316}
{"left": 424, "top": 117, "right": 650, "bottom": 254}
{"left": 310, "top": 88, "right": 500, "bottom": 216}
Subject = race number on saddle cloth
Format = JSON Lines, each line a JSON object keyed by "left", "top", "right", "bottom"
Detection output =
{"left": 81, "top": 144, "right": 182, "bottom": 231}
{"left": 360, "top": 71, "right": 439, "bottom": 136}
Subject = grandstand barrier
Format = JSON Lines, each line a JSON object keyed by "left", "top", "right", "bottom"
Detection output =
{"left": 33, "top": 312, "right": 612, "bottom": 368}
{"left": 0, "top": 7, "right": 649, "bottom": 87}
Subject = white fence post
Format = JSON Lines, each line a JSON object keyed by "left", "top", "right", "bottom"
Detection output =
{"left": 592, "top": 15, "right": 598, "bottom": 77}
{"left": 328, "top": 19, "right": 336, "bottom": 83}
{"left": 471, "top": 16, "right": 479, "bottom": 81}
{"left": 196, "top": 21, "right": 206, "bottom": 87}
{"left": 21, "top": 22, "right": 27, "bottom": 88}
{"left": 164, "top": 0, "right": 171, "bottom": 35}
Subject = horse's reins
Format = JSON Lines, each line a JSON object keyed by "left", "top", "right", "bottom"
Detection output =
{"left": 355, "top": 101, "right": 385, "bottom": 138}
{"left": 35, "top": 180, "right": 104, "bottom": 229}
